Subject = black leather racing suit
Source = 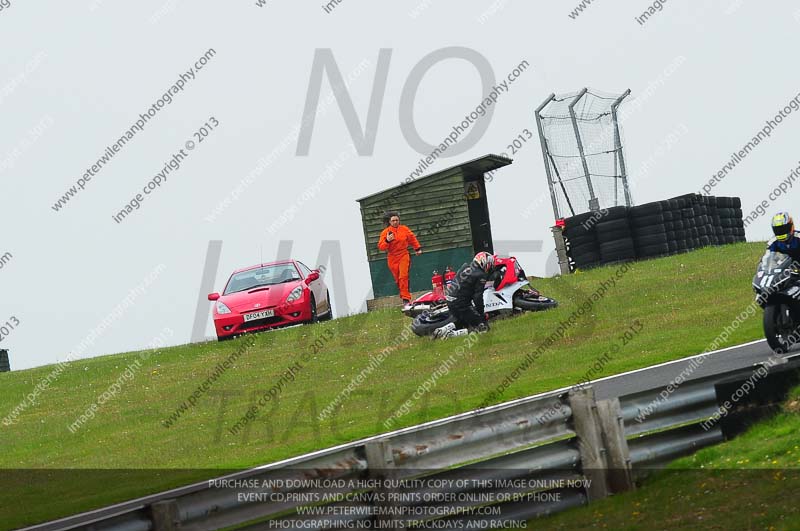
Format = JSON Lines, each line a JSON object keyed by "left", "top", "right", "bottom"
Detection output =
{"left": 445, "top": 261, "right": 493, "bottom": 330}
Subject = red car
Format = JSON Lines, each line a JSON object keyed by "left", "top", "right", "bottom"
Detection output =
{"left": 208, "top": 260, "right": 332, "bottom": 340}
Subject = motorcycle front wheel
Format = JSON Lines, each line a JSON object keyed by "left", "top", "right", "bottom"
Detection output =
{"left": 763, "top": 303, "right": 799, "bottom": 353}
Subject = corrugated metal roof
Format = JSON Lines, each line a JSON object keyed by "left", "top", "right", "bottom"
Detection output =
{"left": 355, "top": 153, "right": 512, "bottom": 203}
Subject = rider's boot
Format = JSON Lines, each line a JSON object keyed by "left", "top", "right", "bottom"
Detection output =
{"left": 441, "top": 328, "right": 468, "bottom": 340}
{"left": 472, "top": 322, "right": 490, "bottom": 333}
{"left": 432, "top": 322, "right": 456, "bottom": 340}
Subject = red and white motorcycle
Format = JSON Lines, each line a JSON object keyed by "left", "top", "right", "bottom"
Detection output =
{"left": 408, "top": 257, "right": 558, "bottom": 337}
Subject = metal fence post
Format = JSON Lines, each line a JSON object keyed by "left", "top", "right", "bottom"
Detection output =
{"left": 610, "top": 89, "right": 633, "bottom": 207}
{"left": 150, "top": 499, "right": 179, "bottom": 531}
{"left": 535, "top": 93, "right": 559, "bottom": 219}
{"left": 551, "top": 226, "right": 571, "bottom": 275}
{"left": 596, "top": 398, "right": 634, "bottom": 493}
{"left": 568, "top": 387, "right": 609, "bottom": 501}
{"left": 567, "top": 88, "right": 598, "bottom": 211}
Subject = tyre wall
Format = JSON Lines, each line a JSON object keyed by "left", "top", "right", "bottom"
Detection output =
{"left": 562, "top": 194, "right": 745, "bottom": 271}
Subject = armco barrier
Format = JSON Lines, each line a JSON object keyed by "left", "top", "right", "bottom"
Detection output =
{"left": 19, "top": 357, "right": 800, "bottom": 531}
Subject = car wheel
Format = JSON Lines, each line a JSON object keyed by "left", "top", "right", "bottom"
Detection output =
{"left": 307, "top": 293, "right": 319, "bottom": 324}
{"left": 319, "top": 290, "right": 333, "bottom": 321}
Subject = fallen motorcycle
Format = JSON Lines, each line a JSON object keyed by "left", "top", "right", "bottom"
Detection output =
{"left": 401, "top": 266, "right": 454, "bottom": 318}
{"left": 408, "top": 256, "right": 558, "bottom": 337}
{"left": 753, "top": 250, "right": 800, "bottom": 353}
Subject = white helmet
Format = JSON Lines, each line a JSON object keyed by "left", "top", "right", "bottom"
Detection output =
{"left": 473, "top": 251, "right": 495, "bottom": 274}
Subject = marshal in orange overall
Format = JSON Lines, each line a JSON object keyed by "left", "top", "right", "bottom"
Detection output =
{"left": 378, "top": 212, "right": 422, "bottom": 303}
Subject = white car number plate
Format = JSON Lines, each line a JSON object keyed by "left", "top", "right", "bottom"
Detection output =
{"left": 243, "top": 309, "right": 274, "bottom": 322}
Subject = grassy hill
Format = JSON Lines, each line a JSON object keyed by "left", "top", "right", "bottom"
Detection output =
{"left": 0, "top": 242, "right": 769, "bottom": 529}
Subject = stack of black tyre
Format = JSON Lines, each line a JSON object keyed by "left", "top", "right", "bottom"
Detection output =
{"left": 562, "top": 212, "right": 600, "bottom": 270}
{"left": 629, "top": 201, "right": 671, "bottom": 259}
{"left": 692, "top": 195, "right": 714, "bottom": 248}
{"left": 662, "top": 197, "right": 688, "bottom": 253}
{"left": 716, "top": 196, "right": 746, "bottom": 244}
{"left": 705, "top": 196, "right": 723, "bottom": 246}
{"left": 668, "top": 193, "right": 712, "bottom": 251}
{"left": 681, "top": 197, "right": 699, "bottom": 249}
{"left": 561, "top": 193, "right": 746, "bottom": 270}
{"left": 595, "top": 206, "right": 636, "bottom": 264}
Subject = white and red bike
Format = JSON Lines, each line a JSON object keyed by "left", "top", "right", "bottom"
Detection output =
{"left": 408, "top": 257, "right": 558, "bottom": 337}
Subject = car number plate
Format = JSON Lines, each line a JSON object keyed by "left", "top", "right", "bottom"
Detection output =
{"left": 243, "top": 309, "right": 274, "bottom": 322}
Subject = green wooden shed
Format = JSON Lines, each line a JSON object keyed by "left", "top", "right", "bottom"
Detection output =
{"left": 356, "top": 154, "right": 512, "bottom": 300}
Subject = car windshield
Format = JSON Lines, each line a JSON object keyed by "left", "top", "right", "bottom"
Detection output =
{"left": 224, "top": 264, "right": 300, "bottom": 294}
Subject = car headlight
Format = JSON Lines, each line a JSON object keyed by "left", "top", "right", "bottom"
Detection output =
{"left": 216, "top": 301, "right": 232, "bottom": 314}
{"left": 285, "top": 286, "right": 304, "bottom": 304}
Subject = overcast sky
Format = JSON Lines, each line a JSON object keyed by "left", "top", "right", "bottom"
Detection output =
{"left": 1, "top": 0, "right": 798, "bottom": 370}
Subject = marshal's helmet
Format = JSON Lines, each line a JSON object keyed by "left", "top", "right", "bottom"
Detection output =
{"left": 772, "top": 211, "right": 795, "bottom": 242}
{"left": 473, "top": 251, "right": 496, "bottom": 274}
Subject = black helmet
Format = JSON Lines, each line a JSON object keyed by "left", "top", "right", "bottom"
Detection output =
{"left": 772, "top": 211, "right": 794, "bottom": 242}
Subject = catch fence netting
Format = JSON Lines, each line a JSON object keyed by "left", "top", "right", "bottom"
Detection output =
{"left": 538, "top": 89, "right": 631, "bottom": 219}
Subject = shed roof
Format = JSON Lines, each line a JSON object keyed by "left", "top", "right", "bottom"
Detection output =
{"left": 355, "top": 153, "right": 512, "bottom": 203}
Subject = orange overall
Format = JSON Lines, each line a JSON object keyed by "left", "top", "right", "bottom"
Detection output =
{"left": 378, "top": 225, "right": 421, "bottom": 300}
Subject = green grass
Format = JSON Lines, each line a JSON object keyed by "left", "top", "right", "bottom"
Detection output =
{"left": 0, "top": 243, "right": 769, "bottom": 529}
{"left": 539, "top": 386, "right": 800, "bottom": 530}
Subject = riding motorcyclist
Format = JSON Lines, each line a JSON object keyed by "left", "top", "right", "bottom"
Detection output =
{"left": 767, "top": 212, "right": 800, "bottom": 261}
{"left": 432, "top": 251, "right": 498, "bottom": 339}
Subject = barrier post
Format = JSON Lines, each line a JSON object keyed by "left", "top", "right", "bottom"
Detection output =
{"left": 568, "top": 387, "right": 610, "bottom": 501}
{"left": 151, "top": 499, "right": 179, "bottom": 531}
{"left": 365, "top": 439, "right": 405, "bottom": 530}
{"left": 596, "top": 398, "right": 634, "bottom": 493}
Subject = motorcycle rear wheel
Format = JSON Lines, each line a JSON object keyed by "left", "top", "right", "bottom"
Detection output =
{"left": 513, "top": 290, "right": 559, "bottom": 312}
